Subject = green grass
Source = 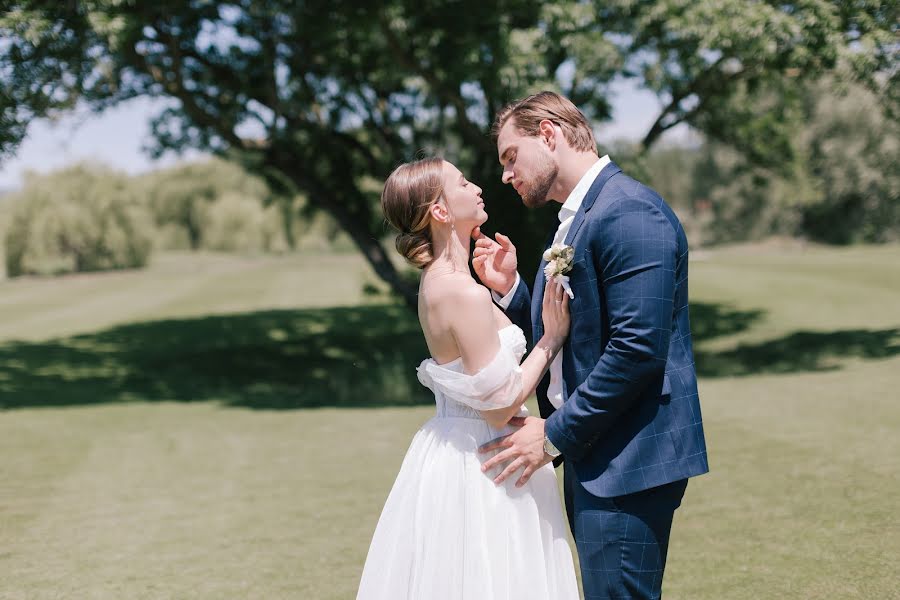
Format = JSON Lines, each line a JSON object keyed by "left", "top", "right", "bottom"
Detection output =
{"left": 1, "top": 245, "right": 899, "bottom": 598}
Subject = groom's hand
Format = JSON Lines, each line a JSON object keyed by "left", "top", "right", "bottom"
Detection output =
{"left": 478, "top": 416, "right": 553, "bottom": 488}
{"left": 471, "top": 228, "right": 518, "bottom": 296}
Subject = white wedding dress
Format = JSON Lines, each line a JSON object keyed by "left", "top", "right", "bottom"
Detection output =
{"left": 357, "top": 325, "right": 579, "bottom": 599}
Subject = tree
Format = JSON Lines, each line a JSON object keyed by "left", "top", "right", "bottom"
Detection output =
{"left": 4, "top": 164, "right": 154, "bottom": 276}
{"left": 138, "top": 157, "right": 272, "bottom": 249}
{"left": 2, "top": 1, "right": 895, "bottom": 306}
{"left": 692, "top": 77, "right": 899, "bottom": 245}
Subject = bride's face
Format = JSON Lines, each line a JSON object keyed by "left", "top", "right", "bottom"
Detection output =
{"left": 438, "top": 161, "right": 487, "bottom": 229}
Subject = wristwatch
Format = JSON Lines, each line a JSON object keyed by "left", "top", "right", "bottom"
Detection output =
{"left": 543, "top": 435, "right": 562, "bottom": 459}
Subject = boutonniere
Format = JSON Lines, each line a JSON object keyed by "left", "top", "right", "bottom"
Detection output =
{"left": 543, "top": 243, "right": 575, "bottom": 299}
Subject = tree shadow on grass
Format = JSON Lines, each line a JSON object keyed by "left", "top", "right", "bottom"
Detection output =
{"left": 695, "top": 328, "right": 900, "bottom": 378}
{"left": 0, "top": 304, "right": 432, "bottom": 410}
{"left": 1, "top": 302, "right": 897, "bottom": 410}
{"left": 687, "top": 302, "right": 900, "bottom": 377}
{"left": 689, "top": 302, "right": 766, "bottom": 343}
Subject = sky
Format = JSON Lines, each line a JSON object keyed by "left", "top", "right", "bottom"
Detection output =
{"left": 0, "top": 79, "right": 688, "bottom": 192}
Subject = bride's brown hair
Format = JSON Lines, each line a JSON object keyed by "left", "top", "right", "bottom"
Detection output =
{"left": 381, "top": 157, "right": 444, "bottom": 269}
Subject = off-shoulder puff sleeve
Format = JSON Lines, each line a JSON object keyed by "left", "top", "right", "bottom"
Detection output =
{"left": 416, "top": 344, "right": 523, "bottom": 411}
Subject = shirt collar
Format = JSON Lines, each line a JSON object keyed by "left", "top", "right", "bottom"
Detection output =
{"left": 558, "top": 154, "right": 611, "bottom": 222}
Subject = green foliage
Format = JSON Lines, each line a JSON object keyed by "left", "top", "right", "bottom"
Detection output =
{"left": 136, "top": 157, "right": 349, "bottom": 253}
{"left": 293, "top": 203, "right": 356, "bottom": 253}
{"left": 137, "top": 158, "right": 273, "bottom": 250}
{"left": 798, "top": 79, "right": 900, "bottom": 243}
{"left": 611, "top": 75, "right": 898, "bottom": 246}
{"left": 4, "top": 165, "right": 154, "bottom": 277}
{"left": 0, "top": 196, "right": 11, "bottom": 276}
{"left": 203, "top": 192, "right": 287, "bottom": 253}
{"left": 1, "top": 158, "right": 344, "bottom": 276}
{"left": 694, "top": 79, "right": 900, "bottom": 245}
{"left": 1, "top": 1, "right": 896, "bottom": 301}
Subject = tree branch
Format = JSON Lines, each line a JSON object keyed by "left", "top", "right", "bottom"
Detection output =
{"left": 640, "top": 56, "right": 742, "bottom": 151}
{"left": 127, "top": 28, "right": 250, "bottom": 150}
{"left": 293, "top": 113, "right": 382, "bottom": 175}
{"left": 130, "top": 48, "right": 245, "bottom": 149}
{"left": 155, "top": 27, "right": 284, "bottom": 144}
{"left": 348, "top": 83, "right": 409, "bottom": 164}
{"left": 378, "top": 17, "right": 490, "bottom": 152}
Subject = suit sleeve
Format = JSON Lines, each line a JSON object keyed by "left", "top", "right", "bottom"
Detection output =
{"left": 497, "top": 275, "right": 533, "bottom": 344}
{"left": 545, "top": 195, "right": 677, "bottom": 462}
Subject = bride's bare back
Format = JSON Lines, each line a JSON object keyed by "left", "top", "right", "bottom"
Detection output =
{"left": 417, "top": 270, "right": 512, "bottom": 369}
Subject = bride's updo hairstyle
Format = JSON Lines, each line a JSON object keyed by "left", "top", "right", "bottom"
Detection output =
{"left": 381, "top": 157, "right": 445, "bottom": 269}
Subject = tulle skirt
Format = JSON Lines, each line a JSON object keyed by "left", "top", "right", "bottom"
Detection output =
{"left": 357, "top": 415, "right": 579, "bottom": 599}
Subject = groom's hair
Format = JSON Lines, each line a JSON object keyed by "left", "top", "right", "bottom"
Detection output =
{"left": 491, "top": 91, "right": 597, "bottom": 153}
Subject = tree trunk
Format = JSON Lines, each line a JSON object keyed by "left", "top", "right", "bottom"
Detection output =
{"left": 279, "top": 197, "right": 296, "bottom": 250}
{"left": 274, "top": 163, "right": 419, "bottom": 309}
{"left": 349, "top": 229, "right": 418, "bottom": 310}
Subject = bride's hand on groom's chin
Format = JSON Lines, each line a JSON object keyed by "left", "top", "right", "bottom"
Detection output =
{"left": 472, "top": 231, "right": 518, "bottom": 295}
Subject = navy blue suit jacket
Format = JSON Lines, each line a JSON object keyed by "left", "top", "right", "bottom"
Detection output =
{"left": 505, "top": 162, "right": 709, "bottom": 498}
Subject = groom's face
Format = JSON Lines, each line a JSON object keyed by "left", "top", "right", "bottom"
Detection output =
{"left": 497, "top": 118, "right": 558, "bottom": 209}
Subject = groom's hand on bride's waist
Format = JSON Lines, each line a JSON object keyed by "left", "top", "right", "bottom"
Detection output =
{"left": 472, "top": 229, "right": 518, "bottom": 296}
{"left": 478, "top": 416, "right": 552, "bottom": 488}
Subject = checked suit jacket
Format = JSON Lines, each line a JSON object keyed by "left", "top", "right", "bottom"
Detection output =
{"left": 505, "top": 161, "right": 709, "bottom": 498}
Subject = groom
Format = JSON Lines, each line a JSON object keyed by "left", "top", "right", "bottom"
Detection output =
{"left": 474, "top": 91, "right": 709, "bottom": 599}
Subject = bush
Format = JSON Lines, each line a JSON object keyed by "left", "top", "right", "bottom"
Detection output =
{"left": 138, "top": 158, "right": 274, "bottom": 251}
{"left": 0, "top": 197, "right": 11, "bottom": 278}
{"left": 203, "top": 192, "right": 288, "bottom": 253}
{"left": 4, "top": 165, "right": 154, "bottom": 277}
{"left": 797, "top": 80, "right": 900, "bottom": 243}
{"left": 692, "top": 79, "right": 899, "bottom": 245}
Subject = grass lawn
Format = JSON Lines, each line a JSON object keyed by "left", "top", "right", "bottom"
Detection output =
{"left": 1, "top": 244, "right": 898, "bottom": 599}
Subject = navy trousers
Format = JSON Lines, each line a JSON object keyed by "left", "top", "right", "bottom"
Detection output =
{"left": 564, "top": 464, "right": 688, "bottom": 600}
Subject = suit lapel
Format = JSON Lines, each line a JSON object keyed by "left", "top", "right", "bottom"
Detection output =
{"left": 563, "top": 161, "right": 622, "bottom": 247}
{"left": 531, "top": 229, "right": 556, "bottom": 341}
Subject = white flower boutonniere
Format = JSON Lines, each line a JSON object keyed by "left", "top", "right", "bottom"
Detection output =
{"left": 543, "top": 243, "right": 575, "bottom": 299}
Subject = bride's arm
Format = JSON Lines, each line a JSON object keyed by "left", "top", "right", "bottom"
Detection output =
{"left": 481, "top": 278, "right": 569, "bottom": 428}
{"left": 453, "top": 280, "right": 570, "bottom": 429}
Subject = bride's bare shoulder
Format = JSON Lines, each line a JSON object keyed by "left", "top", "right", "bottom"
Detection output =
{"left": 420, "top": 274, "right": 493, "bottom": 333}
{"left": 420, "top": 274, "right": 499, "bottom": 367}
{"left": 422, "top": 274, "right": 489, "bottom": 308}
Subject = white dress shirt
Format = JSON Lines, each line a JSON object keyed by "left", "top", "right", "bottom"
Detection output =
{"left": 494, "top": 155, "right": 611, "bottom": 408}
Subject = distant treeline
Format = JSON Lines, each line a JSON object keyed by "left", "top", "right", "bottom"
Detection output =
{"left": 1, "top": 81, "right": 896, "bottom": 279}
{"left": 0, "top": 158, "right": 352, "bottom": 278}
{"left": 631, "top": 79, "right": 898, "bottom": 247}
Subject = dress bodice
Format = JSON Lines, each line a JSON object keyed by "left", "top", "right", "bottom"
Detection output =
{"left": 416, "top": 325, "right": 527, "bottom": 420}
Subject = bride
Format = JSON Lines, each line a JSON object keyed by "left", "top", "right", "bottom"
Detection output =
{"left": 357, "top": 157, "right": 579, "bottom": 599}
